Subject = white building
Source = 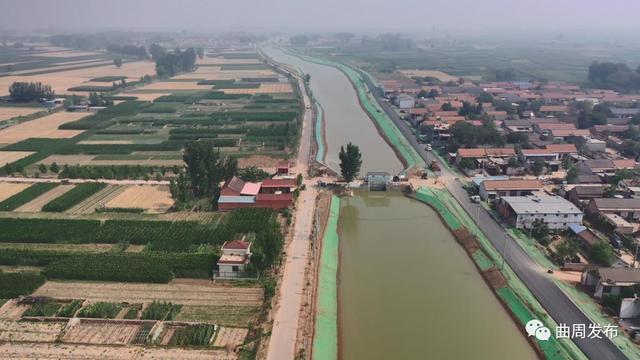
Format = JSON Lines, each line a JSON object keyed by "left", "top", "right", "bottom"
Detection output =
{"left": 394, "top": 94, "right": 415, "bottom": 109}
{"left": 497, "top": 194, "right": 583, "bottom": 230}
{"left": 216, "top": 239, "right": 252, "bottom": 278}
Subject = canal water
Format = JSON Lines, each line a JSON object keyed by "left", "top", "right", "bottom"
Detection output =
{"left": 263, "top": 48, "right": 404, "bottom": 175}
{"left": 338, "top": 192, "right": 537, "bottom": 359}
{"left": 264, "top": 48, "right": 536, "bottom": 359}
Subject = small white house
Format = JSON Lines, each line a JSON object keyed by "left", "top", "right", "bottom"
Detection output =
{"left": 394, "top": 94, "right": 415, "bottom": 110}
{"left": 582, "top": 268, "right": 640, "bottom": 299}
{"left": 216, "top": 239, "right": 252, "bottom": 278}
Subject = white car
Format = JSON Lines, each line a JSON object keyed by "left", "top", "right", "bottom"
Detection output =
{"left": 425, "top": 144, "right": 432, "bottom": 151}
{"left": 470, "top": 195, "right": 481, "bottom": 203}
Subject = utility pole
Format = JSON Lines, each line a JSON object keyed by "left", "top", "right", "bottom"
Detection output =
{"left": 501, "top": 231, "right": 509, "bottom": 270}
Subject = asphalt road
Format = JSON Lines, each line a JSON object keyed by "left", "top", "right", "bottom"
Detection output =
{"left": 358, "top": 70, "right": 627, "bottom": 360}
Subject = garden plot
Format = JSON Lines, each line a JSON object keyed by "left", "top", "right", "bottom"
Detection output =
{"left": 175, "top": 305, "right": 258, "bottom": 327}
{"left": 66, "top": 185, "right": 126, "bottom": 214}
{"left": 15, "top": 184, "right": 76, "bottom": 212}
{"left": 34, "top": 280, "right": 264, "bottom": 306}
{"left": 104, "top": 185, "right": 173, "bottom": 213}
{"left": 0, "top": 107, "right": 44, "bottom": 122}
{"left": 0, "top": 61, "right": 156, "bottom": 96}
{"left": 0, "top": 182, "right": 31, "bottom": 202}
{"left": 213, "top": 327, "right": 248, "bottom": 348}
{"left": 0, "top": 300, "right": 29, "bottom": 320}
{"left": 0, "top": 342, "right": 236, "bottom": 359}
{"left": 0, "top": 151, "right": 35, "bottom": 164}
{"left": 62, "top": 318, "right": 143, "bottom": 345}
{"left": 0, "top": 319, "right": 65, "bottom": 342}
{"left": 0, "top": 112, "right": 87, "bottom": 143}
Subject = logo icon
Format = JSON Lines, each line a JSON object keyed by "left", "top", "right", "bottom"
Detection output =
{"left": 526, "top": 319, "right": 551, "bottom": 341}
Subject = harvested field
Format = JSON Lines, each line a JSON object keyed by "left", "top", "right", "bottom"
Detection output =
{"left": 0, "top": 107, "right": 44, "bottom": 122}
{"left": 15, "top": 184, "right": 76, "bottom": 212}
{"left": 213, "top": 327, "right": 248, "bottom": 348}
{"left": 222, "top": 82, "right": 292, "bottom": 94}
{"left": 175, "top": 305, "right": 259, "bottom": 327}
{"left": 39, "top": 154, "right": 95, "bottom": 166}
{"left": 39, "top": 154, "right": 183, "bottom": 167}
{"left": 104, "top": 185, "right": 173, "bottom": 213}
{"left": 0, "top": 151, "right": 35, "bottom": 165}
{"left": 398, "top": 69, "right": 458, "bottom": 82}
{"left": 0, "top": 112, "right": 87, "bottom": 143}
{"left": 0, "top": 300, "right": 29, "bottom": 320}
{"left": 29, "top": 50, "right": 102, "bottom": 58}
{"left": 124, "top": 245, "right": 145, "bottom": 253}
{"left": 0, "top": 243, "right": 114, "bottom": 253}
{"left": 0, "top": 319, "right": 65, "bottom": 342}
{"left": 117, "top": 92, "right": 171, "bottom": 101}
{"left": 0, "top": 61, "right": 156, "bottom": 96}
{"left": 66, "top": 185, "right": 126, "bottom": 214}
{"left": 0, "top": 342, "right": 236, "bottom": 359}
{"left": 7, "top": 61, "right": 113, "bottom": 76}
{"left": 237, "top": 154, "right": 282, "bottom": 171}
{"left": 34, "top": 280, "right": 264, "bottom": 306}
{"left": 0, "top": 182, "right": 32, "bottom": 202}
{"left": 62, "top": 319, "right": 142, "bottom": 345}
{"left": 136, "top": 81, "right": 212, "bottom": 91}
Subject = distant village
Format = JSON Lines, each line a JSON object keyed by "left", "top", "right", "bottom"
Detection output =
{"left": 383, "top": 74, "right": 640, "bottom": 322}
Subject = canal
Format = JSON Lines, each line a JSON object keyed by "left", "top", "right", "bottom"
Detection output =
{"left": 265, "top": 48, "right": 537, "bottom": 359}
{"left": 263, "top": 48, "right": 404, "bottom": 174}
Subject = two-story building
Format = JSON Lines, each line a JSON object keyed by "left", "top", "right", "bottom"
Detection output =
{"left": 479, "top": 179, "right": 542, "bottom": 202}
{"left": 496, "top": 194, "right": 584, "bottom": 230}
{"left": 216, "top": 239, "right": 252, "bottom": 278}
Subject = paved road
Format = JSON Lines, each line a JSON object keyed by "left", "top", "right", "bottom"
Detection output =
{"left": 266, "top": 62, "right": 317, "bottom": 360}
{"left": 358, "top": 69, "right": 627, "bottom": 360}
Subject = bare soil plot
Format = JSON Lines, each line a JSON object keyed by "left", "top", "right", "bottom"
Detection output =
{"left": 15, "top": 184, "right": 76, "bottom": 212}
{"left": 0, "top": 151, "right": 35, "bottom": 165}
{"left": 7, "top": 61, "right": 113, "bottom": 76}
{"left": 398, "top": 69, "right": 458, "bottom": 82}
{"left": 0, "top": 342, "right": 236, "bottom": 359}
{"left": 104, "top": 185, "right": 173, "bottom": 213}
{"left": 62, "top": 319, "right": 142, "bottom": 345}
{"left": 0, "top": 112, "right": 87, "bottom": 143}
{"left": 0, "top": 300, "right": 29, "bottom": 320}
{"left": 136, "top": 81, "right": 212, "bottom": 91}
{"left": 29, "top": 50, "right": 103, "bottom": 58}
{"left": 34, "top": 280, "right": 264, "bottom": 306}
{"left": 0, "top": 319, "right": 65, "bottom": 342}
{"left": 0, "top": 182, "right": 32, "bottom": 202}
{"left": 237, "top": 154, "right": 282, "bottom": 171}
{"left": 222, "top": 82, "right": 292, "bottom": 94}
{"left": 0, "top": 61, "right": 156, "bottom": 96}
{"left": 0, "top": 243, "right": 114, "bottom": 253}
{"left": 66, "top": 185, "right": 126, "bottom": 214}
{"left": 213, "top": 327, "right": 248, "bottom": 348}
{"left": 0, "top": 107, "right": 44, "bottom": 122}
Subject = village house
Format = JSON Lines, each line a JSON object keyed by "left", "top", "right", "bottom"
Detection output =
{"left": 216, "top": 239, "right": 252, "bottom": 278}
{"left": 587, "top": 198, "right": 640, "bottom": 222}
{"left": 610, "top": 108, "right": 640, "bottom": 119}
{"left": 581, "top": 267, "right": 640, "bottom": 299}
{"left": 565, "top": 185, "right": 605, "bottom": 207}
{"left": 217, "top": 176, "right": 297, "bottom": 210}
{"left": 518, "top": 148, "right": 559, "bottom": 171}
{"left": 496, "top": 194, "right": 583, "bottom": 230}
{"left": 539, "top": 105, "right": 570, "bottom": 117}
{"left": 619, "top": 178, "right": 640, "bottom": 198}
{"left": 503, "top": 119, "right": 533, "bottom": 133}
{"left": 479, "top": 179, "right": 542, "bottom": 202}
{"left": 568, "top": 224, "right": 604, "bottom": 248}
{"left": 395, "top": 94, "right": 416, "bottom": 109}
{"left": 455, "top": 148, "right": 516, "bottom": 175}
{"left": 545, "top": 144, "right": 578, "bottom": 160}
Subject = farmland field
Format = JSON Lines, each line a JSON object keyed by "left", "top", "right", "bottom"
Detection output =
{"left": 0, "top": 112, "right": 87, "bottom": 143}
{"left": 66, "top": 185, "right": 126, "bottom": 214}
{"left": 62, "top": 319, "right": 141, "bottom": 345}
{"left": 15, "top": 184, "right": 75, "bottom": 212}
{"left": 0, "top": 182, "right": 31, "bottom": 202}
{"left": 104, "top": 185, "right": 173, "bottom": 213}
{"left": 0, "top": 151, "right": 35, "bottom": 164}
{"left": 0, "top": 319, "right": 65, "bottom": 342}
{"left": 0, "top": 107, "right": 44, "bottom": 122}
{"left": 34, "top": 280, "right": 264, "bottom": 306}
{"left": 175, "top": 305, "right": 259, "bottom": 327}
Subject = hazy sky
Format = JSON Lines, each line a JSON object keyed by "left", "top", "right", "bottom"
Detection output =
{"left": 2, "top": 0, "right": 639, "bottom": 33}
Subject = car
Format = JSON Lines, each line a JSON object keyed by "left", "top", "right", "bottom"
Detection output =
{"left": 425, "top": 144, "right": 432, "bottom": 151}
{"left": 470, "top": 195, "right": 481, "bottom": 203}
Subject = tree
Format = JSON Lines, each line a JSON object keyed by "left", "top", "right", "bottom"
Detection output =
{"left": 459, "top": 157, "right": 475, "bottom": 169}
{"left": 589, "top": 241, "right": 614, "bottom": 266}
{"left": 603, "top": 186, "right": 617, "bottom": 198}
{"left": 338, "top": 143, "right": 362, "bottom": 182}
{"left": 507, "top": 157, "right": 520, "bottom": 168}
{"left": 530, "top": 218, "right": 549, "bottom": 241}
{"left": 239, "top": 166, "right": 270, "bottom": 182}
{"left": 427, "top": 89, "right": 439, "bottom": 98}
{"left": 566, "top": 165, "right": 579, "bottom": 184}
{"left": 49, "top": 162, "right": 59, "bottom": 174}
{"left": 38, "top": 164, "right": 47, "bottom": 174}
{"left": 556, "top": 240, "right": 579, "bottom": 264}
{"left": 113, "top": 58, "right": 123, "bottom": 68}
{"left": 441, "top": 102, "right": 454, "bottom": 111}
{"left": 149, "top": 43, "right": 166, "bottom": 61}
{"left": 169, "top": 171, "right": 191, "bottom": 208}
{"left": 183, "top": 141, "right": 237, "bottom": 199}
{"left": 196, "top": 47, "right": 205, "bottom": 60}
{"left": 532, "top": 160, "right": 545, "bottom": 176}
{"left": 9, "top": 82, "right": 55, "bottom": 102}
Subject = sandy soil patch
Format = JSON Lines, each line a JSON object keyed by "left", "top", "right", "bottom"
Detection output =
{"left": 34, "top": 280, "right": 264, "bottom": 306}
{"left": 105, "top": 185, "right": 173, "bottom": 213}
{"left": 0, "top": 342, "right": 236, "bottom": 359}
{"left": 0, "top": 61, "right": 156, "bottom": 96}
{"left": 0, "top": 300, "right": 29, "bottom": 320}
{"left": 398, "top": 69, "right": 458, "bottom": 82}
{"left": 0, "top": 151, "right": 35, "bottom": 164}
{"left": 15, "top": 184, "right": 75, "bottom": 212}
{"left": 553, "top": 270, "right": 582, "bottom": 284}
{"left": 0, "top": 112, "right": 86, "bottom": 143}
{"left": 0, "top": 182, "right": 31, "bottom": 202}
{"left": 0, "top": 319, "right": 65, "bottom": 342}
{"left": 0, "top": 107, "right": 44, "bottom": 122}
{"left": 237, "top": 154, "right": 282, "bottom": 171}
{"left": 63, "top": 319, "right": 141, "bottom": 345}
{"left": 213, "top": 327, "right": 248, "bottom": 348}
